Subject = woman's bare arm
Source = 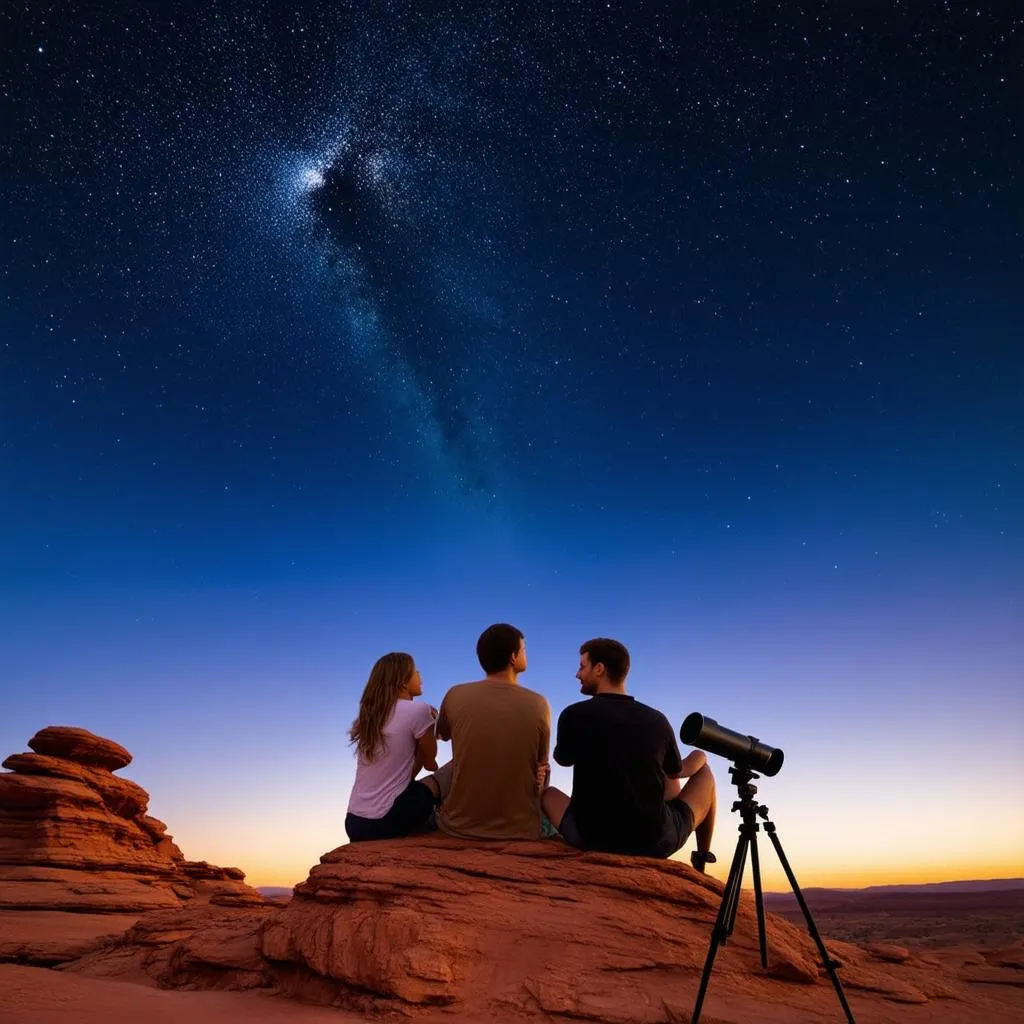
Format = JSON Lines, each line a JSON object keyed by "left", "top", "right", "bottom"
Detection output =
{"left": 413, "top": 729, "right": 438, "bottom": 775}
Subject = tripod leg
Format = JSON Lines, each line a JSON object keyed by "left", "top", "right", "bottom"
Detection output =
{"left": 749, "top": 832, "right": 768, "bottom": 969}
{"left": 720, "top": 832, "right": 749, "bottom": 941}
{"left": 763, "top": 826, "right": 857, "bottom": 1024}
{"left": 691, "top": 832, "right": 749, "bottom": 1024}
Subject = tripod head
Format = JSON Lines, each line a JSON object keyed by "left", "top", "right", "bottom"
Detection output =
{"left": 727, "top": 764, "right": 762, "bottom": 803}
{"left": 726, "top": 764, "right": 764, "bottom": 835}
{"left": 727, "top": 763, "right": 759, "bottom": 790}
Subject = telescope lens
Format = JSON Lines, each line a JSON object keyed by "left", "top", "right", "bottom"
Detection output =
{"left": 680, "top": 713, "right": 784, "bottom": 777}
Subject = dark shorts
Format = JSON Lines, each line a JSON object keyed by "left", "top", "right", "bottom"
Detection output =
{"left": 345, "top": 779, "right": 437, "bottom": 843}
{"left": 558, "top": 798, "right": 695, "bottom": 859}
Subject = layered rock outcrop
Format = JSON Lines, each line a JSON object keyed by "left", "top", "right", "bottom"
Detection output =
{"left": 61, "top": 836, "right": 1023, "bottom": 1023}
{"left": 0, "top": 726, "right": 263, "bottom": 916}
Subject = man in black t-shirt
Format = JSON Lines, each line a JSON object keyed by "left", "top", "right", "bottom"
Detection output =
{"left": 540, "top": 638, "right": 718, "bottom": 866}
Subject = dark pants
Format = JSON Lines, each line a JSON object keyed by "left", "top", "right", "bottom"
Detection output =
{"left": 345, "top": 779, "right": 437, "bottom": 842}
{"left": 558, "top": 798, "right": 695, "bottom": 859}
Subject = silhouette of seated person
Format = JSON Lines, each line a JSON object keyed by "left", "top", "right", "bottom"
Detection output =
{"left": 345, "top": 652, "right": 443, "bottom": 842}
{"left": 432, "top": 623, "right": 551, "bottom": 840}
{"left": 540, "top": 638, "right": 718, "bottom": 869}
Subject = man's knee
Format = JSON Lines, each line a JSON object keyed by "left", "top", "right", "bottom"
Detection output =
{"left": 425, "top": 761, "right": 453, "bottom": 802}
{"left": 691, "top": 763, "right": 715, "bottom": 793}
{"left": 541, "top": 786, "right": 570, "bottom": 828}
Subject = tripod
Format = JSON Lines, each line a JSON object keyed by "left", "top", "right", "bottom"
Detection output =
{"left": 690, "top": 765, "right": 856, "bottom": 1023}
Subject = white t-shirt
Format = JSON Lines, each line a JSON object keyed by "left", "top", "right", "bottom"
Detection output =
{"left": 347, "top": 699, "right": 436, "bottom": 819}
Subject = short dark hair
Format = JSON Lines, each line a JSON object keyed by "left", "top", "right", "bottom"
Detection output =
{"left": 580, "top": 637, "right": 630, "bottom": 684}
{"left": 477, "top": 623, "right": 524, "bottom": 674}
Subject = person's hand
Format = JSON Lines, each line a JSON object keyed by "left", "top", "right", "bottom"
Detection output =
{"left": 535, "top": 761, "right": 550, "bottom": 792}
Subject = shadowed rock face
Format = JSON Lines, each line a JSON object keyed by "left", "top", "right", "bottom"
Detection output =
{"left": 58, "top": 836, "right": 1024, "bottom": 1023}
{"left": 0, "top": 726, "right": 263, "bottom": 917}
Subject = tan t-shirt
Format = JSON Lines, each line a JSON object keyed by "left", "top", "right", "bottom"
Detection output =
{"left": 436, "top": 679, "right": 550, "bottom": 840}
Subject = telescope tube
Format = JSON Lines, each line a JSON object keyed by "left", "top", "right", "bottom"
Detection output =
{"left": 680, "top": 713, "right": 784, "bottom": 777}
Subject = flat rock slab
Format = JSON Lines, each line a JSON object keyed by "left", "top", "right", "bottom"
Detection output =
{"left": 0, "top": 965, "right": 371, "bottom": 1024}
{"left": 0, "top": 910, "right": 140, "bottom": 966}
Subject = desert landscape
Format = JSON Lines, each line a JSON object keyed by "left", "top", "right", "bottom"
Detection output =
{"left": 765, "top": 885, "right": 1024, "bottom": 951}
{"left": 2, "top": 727, "right": 1021, "bottom": 1023}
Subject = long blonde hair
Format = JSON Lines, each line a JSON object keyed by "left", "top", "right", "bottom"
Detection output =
{"left": 349, "top": 652, "right": 415, "bottom": 762}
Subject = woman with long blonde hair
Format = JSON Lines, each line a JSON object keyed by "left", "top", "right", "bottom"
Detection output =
{"left": 344, "top": 652, "right": 440, "bottom": 842}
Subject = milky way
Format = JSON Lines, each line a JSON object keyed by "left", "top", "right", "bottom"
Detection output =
{"left": 253, "top": 10, "right": 540, "bottom": 496}
{"left": 290, "top": 135, "right": 498, "bottom": 492}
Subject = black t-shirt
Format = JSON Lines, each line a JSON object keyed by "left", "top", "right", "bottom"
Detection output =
{"left": 553, "top": 693, "right": 684, "bottom": 855}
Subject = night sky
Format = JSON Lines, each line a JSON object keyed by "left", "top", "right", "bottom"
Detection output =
{"left": 2, "top": 2, "right": 1021, "bottom": 889}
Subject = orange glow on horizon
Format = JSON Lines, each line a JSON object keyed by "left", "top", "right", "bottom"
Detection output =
{"left": 151, "top": 758, "right": 1024, "bottom": 894}
{"left": 236, "top": 846, "right": 1021, "bottom": 892}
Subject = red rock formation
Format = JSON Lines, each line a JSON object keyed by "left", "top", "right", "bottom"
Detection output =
{"left": 58, "top": 835, "right": 1024, "bottom": 1022}
{"left": 28, "top": 726, "right": 132, "bottom": 771}
{"left": 0, "top": 910, "right": 141, "bottom": 967}
{"left": 0, "top": 726, "right": 263, "bottom": 918}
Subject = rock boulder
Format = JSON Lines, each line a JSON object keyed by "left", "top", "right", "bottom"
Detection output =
{"left": 0, "top": 727, "right": 263, "bottom": 923}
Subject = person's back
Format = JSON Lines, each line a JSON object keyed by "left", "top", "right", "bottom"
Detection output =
{"left": 344, "top": 652, "right": 440, "bottom": 843}
{"left": 437, "top": 678, "right": 549, "bottom": 839}
{"left": 544, "top": 637, "right": 717, "bottom": 866}
{"left": 556, "top": 693, "right": 676, "bottom": 854}
{"left": 435, "top": 623, "right": 550, "bottom": 840}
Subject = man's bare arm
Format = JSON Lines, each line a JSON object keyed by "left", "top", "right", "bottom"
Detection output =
{"left": 664, "top": 750, "right": 707, "bottom": 799}
{"left": 436, "top": 702, "right": 451, "bottom": 742}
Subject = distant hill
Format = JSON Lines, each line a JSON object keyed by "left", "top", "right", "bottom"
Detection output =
{"left": 257, "top": 886, "right": 294, "bottom": 897}
{"left": 856, "top": 878, "right": 1024, "bottom": 895}
{"left": 765, "top": 878, "right": 1024, "bottom": 917}
{"left": 767, "top": 878, "right": 1024, "bottom": 900}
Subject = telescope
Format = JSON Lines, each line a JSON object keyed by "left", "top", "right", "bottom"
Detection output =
{"left": 679, "top": 713, "right": 784, "bottom": 777}
{"left": 679, "top": 712, "right": 855, "bottom": 1023}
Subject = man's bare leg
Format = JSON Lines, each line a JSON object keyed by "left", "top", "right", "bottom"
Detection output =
{"left": 541, "top": 786, "right": 571, "bottom": 829}
{"left": 678, "top": 764, "right": 717, "bottom": 867}
{"left": 694, "top": 765, "right": 716, "bottom": 855}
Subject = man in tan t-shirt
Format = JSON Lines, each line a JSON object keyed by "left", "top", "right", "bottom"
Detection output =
{"left": 435, "top": 623, "right": 550, "bottom": 840}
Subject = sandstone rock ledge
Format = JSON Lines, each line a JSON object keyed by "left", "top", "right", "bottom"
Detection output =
{"left": 61, "top": 835, "right": 1022, "bottom": 1023}
{"left": 0, "top": 726, "right": 264, "bottom": 966}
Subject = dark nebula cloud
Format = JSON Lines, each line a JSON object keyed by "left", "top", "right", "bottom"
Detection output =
{"left": 305, "top": 147, "right": 493, "bottom": 491}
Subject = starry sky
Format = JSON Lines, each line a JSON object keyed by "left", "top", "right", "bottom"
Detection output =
{"left": 2, "top": 2, "right": 1021, "bottom": 890}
